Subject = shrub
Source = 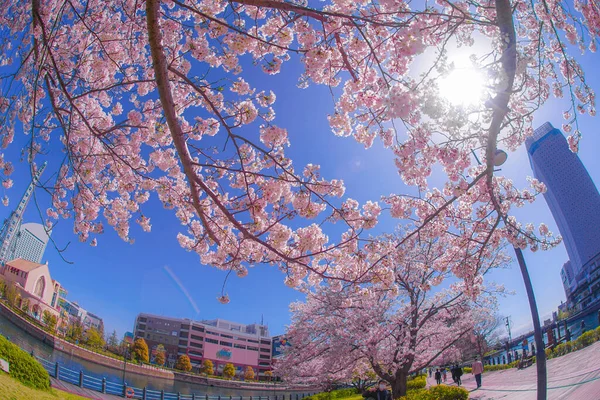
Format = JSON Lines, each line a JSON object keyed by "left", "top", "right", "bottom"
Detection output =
{"left": 305, "top": 388, "right": 358, "bottom": 400}
{"left": 0, "top": 334, "right": 50, "bottom": 390}
{"left": 545, "top": 347, "right": 554, "bottom": 360}
{"left": 575, "top": 331, "right": 595, "bottom": 349}
{"left": 407, "top": 375, "right": 427, "bottom": 390}
{"left": 462, "top": 367, "right": 471, "bottom": 374}
{"left": 398, "top": 385, "right": 468, "bottom": 400}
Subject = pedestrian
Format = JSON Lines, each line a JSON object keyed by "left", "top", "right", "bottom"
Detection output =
{"left": 428, "top": 367, "right": 432, "bottom": 378}
{"left": 434, "top": 369, "right": 442, "bottom": 385}
{"left": 472, "top": 357, "right": 484, "bottom": 389}
{"left": 442, "top": 367, "right": 447, "bottom": 382}
{"left": 362, "top": 380, "right": 391, "bottom": 400}
{"left": 450, "top": 366, "right": 457, "bottom": 384}
{"left": 455, "top": 365, "right": 463, "bottom": 386}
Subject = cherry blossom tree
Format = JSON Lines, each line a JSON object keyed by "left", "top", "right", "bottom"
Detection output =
{"left": 274, "top": 236, "right": 506, "bottom": 397}
{"left": 1, "top": 1, "right": 598, "bottom": 396}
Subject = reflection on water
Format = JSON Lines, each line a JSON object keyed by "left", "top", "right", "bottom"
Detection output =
{"left": 0, "top": 313, "right": 311, "bottom": 396}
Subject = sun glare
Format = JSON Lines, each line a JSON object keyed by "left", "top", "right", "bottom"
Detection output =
{"left": 438, "top": 66, "right": 486, "bottom": 107}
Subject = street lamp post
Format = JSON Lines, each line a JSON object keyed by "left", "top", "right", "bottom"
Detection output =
{"left": 476, "top": 149, "right": 547, "bottom": 398}
{"left": 122, "top": 343, "right": 130, "bottom": 385}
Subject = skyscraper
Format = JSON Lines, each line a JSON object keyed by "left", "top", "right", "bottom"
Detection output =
{"left": 526, "top": 122, "right": 600, "bottom": 273}
{"left": 7, "top": 222, "right": 50, "bottom": 263}
{"left": 526, "top": 122, "right": 600, "bottom": 310}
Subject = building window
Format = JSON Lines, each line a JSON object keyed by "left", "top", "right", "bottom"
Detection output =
{"left": 221, "top": 334, "right": 233, "bottom": 339}
{"left": 219, "top": 341, "right": 232, "bottom": 347}
{"left": 259, "top": 355, "right": 270, "bottom": 359}
{"left": 34, "top": 276, "right": 46, "bottom": 298}
{"left": 248, "top": 339, "right": 259, "bottom": 344}
{"left": 191, "top": 326, "right": 204, "bottom": 332}
{"left": 206, "top": 338, "right": 218, "bottom": 344}
{"left": 191, "top": 335, "right": 203, "bottom": 341}
{"left": 260, "top": 348, "right": 270, "bottom": 353}
{"left": 247, "top": 346, "right": 259, "bottom": 351}
{"left": 234, "top": 344, "right": 246, "bottom": 349}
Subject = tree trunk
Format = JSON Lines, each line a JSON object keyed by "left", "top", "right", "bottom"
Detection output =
{"left": 390, "top": 371, "right": 408, "bottom": 399}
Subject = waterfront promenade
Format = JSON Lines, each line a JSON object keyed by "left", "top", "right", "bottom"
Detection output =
{"left": 427, "top": 341, "right": 600, "bottom": 399}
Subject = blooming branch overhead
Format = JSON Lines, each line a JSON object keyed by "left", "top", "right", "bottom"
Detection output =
{"left": 0, "top": 0, "right": 597, "bottom": 289}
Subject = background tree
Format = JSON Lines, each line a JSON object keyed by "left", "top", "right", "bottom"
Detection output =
{"left": 85, "top": 328, "right": 105, "bottom": 349}
{"left": 4, "top": 283, "right": 18, "bottom": 308}
{"left": 107, "top": 330, "right": 119, "bottom": 348}
{"left": 244, "top": 366, "right": 255, "bottom": 381}
{"left": 66, "top": 319, "right": 84, "bottom": 342}
{"left": 42, "top": 311, "right": 58, "bottom": 333}
{"left": 131, "top": 338, "right": 149, "bottom": 363}
{"left": 154, "top": 344, "right": 166, "bottom": 366}
{"left": 175, "top": 355, "right": 192, "bottom": 372}
{"left": 200, "top": 359, "right": 214, "bottom": 376}
{"left": 276, "top": 236, "right": 505, "bottom": 398}
{"left": 21, "top": 298, "right": 30, "bottom": 313}
{"left": 223, "top": 363, "right": 236, "bottom": 380}
{"left": 264, "top": 370, "right": 273, "bottom": 382}
{"left": 473, "top": 314, "right": 503, "bottom": 362}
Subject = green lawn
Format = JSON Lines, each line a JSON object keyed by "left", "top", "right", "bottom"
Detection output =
{"left": 0, "top": 372, "right": 88, "bottom": 400}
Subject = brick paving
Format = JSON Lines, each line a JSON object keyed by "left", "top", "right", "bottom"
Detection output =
{"left": 426, "top": 341, "right": 600, "bottom": 399}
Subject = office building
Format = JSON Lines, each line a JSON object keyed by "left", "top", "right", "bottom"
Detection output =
{"left": 526, "top": 122, "right": 600, "bottom": 310}
{"left": 134, "top": 313, "right": 273, "bottom": 377}
{"left": 7, "top": 223, "right": 50, "bottom": 264}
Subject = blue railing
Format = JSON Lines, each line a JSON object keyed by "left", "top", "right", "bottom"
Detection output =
{"left": 37, "top": 356, "right": 315, "bottom": 400}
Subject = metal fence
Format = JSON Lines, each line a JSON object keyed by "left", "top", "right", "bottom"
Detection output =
{"left": 36, "top": 357, "right": 315, "bottom": 400}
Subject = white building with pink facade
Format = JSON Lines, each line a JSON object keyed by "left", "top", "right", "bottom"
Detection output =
{"left": 0, "top": 258, "right": 62, "bottom": 319}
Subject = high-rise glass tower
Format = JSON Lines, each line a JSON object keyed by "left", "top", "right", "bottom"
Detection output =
{"left": 7, "top": 222, "right": 50, "bottom": 263}
{"left": 526, "top": 122, "right": 600, "bottom": 275}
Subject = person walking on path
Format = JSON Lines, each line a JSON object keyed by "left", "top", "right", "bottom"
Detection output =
{"left": 362, "top": 380, "right": 391, "bottom": 400}
{"left": 441, "top": 367, "right": 447, "bottom": 382}
{"left": 428, "top": 367, "right": 432, "bottom": 378}
{"left": 451, "top": 366, "right": 457, "bottom": 384}
{"left": 454, "top": 365, "right": 463, "bottom": 386}
{"left": 434, "top": 369, "right": 442, "bottom": 385}
{"left": 472, "top": 358, "right": 484, "bottom": 388}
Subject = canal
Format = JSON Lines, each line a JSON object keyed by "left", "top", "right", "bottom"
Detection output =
{"left": 0, "top": 313, "right": 310, "bottom": 396}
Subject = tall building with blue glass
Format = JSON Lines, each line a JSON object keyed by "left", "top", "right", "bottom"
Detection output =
{"left": 526, "top": 122, "right": 600, "bottom": 311}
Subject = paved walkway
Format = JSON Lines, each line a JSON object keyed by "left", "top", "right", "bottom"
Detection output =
{"left": 50, "top": 377, "right": 123, "bottom": 399}
{"left": 426, "top": 341, "right": 600, "bottom": 399}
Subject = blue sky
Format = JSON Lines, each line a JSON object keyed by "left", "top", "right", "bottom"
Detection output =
{"left": 2, "top": 31, "right": 599, "bottom": 340}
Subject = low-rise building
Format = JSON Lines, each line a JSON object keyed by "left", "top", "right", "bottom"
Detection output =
{"left": 134, "top": 313, "right": 273, "bottom": 378}
{"left": 0, "top": 258, "right": 61, "bottom": 319}
{"left": 58, "top": 296, "right": 104, "bottom": 333}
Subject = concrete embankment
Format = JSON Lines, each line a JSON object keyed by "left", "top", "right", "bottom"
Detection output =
{"left": 0, "top": 303, "right": 173, "bottom": 380}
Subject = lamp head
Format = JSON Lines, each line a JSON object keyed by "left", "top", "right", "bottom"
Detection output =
{"left": 493, "top": 149, "right": 508, "bottom": 166}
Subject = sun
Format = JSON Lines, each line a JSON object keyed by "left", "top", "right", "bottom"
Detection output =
{"left": 438, "top": 65, "right": 486, "bottom": 107}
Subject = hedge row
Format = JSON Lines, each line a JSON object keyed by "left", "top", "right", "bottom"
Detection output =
{"left": 0, "top": 334, "right": 50, "bottom": 390}
{"left": 546, "top": 326, "right": 600, "bottom": 360}
{"left": 407, "top": 376, "right": 427, "bottom": 390}
{"left": 462, "top": 359, "right": 518, "bottom": 374}
{"left": 304, "top": 388, "right": 358, "bottom": 400}
{"left": 398, "top": 385, "right": 468, "bottom": 400}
